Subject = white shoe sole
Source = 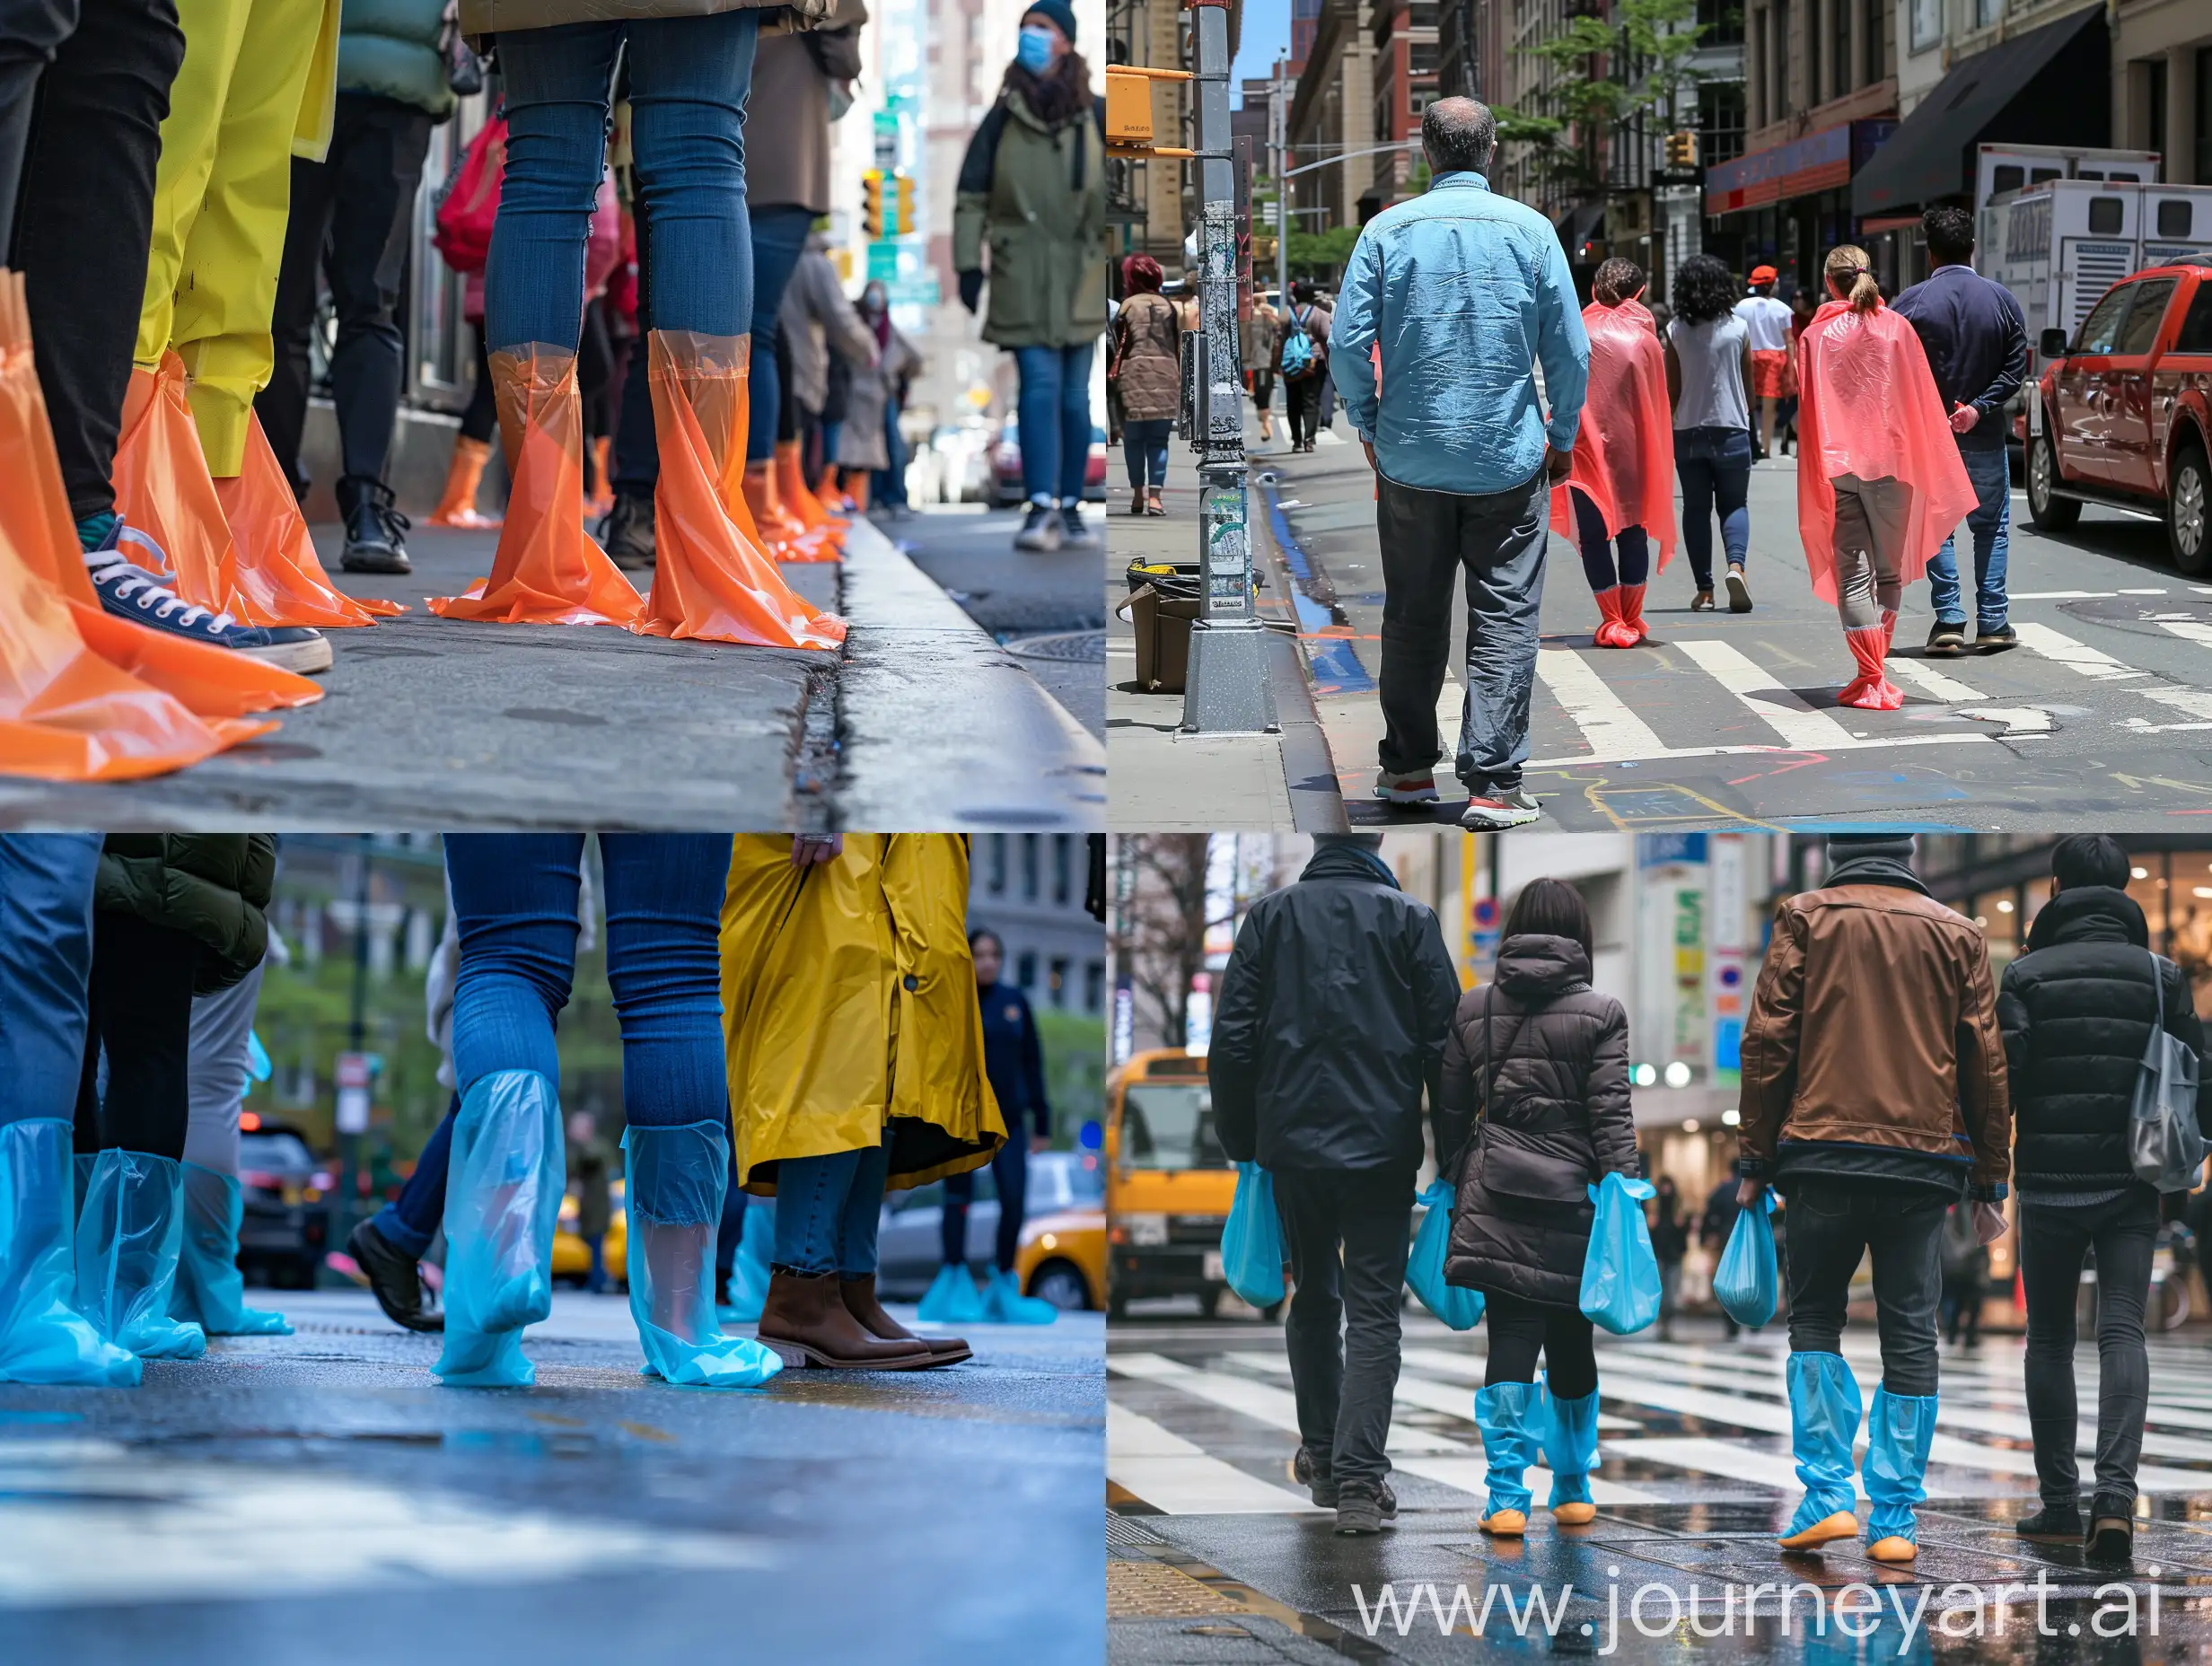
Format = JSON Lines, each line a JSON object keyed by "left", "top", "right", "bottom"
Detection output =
{"left": 237, "top": 635, "right": 334, "bottom": 675}
{"left": 1725, "top": 570, "right": 1752, "bottom": 612}
{"left": 1374, "top": 781, "right": 1439, "bottom": 804}
{"left": 1462, "top": 802, "right": 1542, "bottom": 830}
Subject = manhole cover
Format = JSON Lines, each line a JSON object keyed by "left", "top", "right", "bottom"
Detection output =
{"left": 1005, "top": 629, "right": 1104, "bottom": 664}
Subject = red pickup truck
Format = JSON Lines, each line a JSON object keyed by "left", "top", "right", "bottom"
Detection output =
{"left": 2025, "top": 257, "right": 2212, "bottom": 574}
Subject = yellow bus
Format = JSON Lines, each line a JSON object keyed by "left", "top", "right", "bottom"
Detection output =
{"left": 1105, "top": 1048, "right": 1261, "bottom": 1318}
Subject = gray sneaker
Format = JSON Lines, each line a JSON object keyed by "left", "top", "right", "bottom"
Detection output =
{"left": 1059, "top": 504, "right": 1101, "bottom": 548}
{"left": 1294, "top": 1445, "right": 1337, "bottom": 1507}
{"left": 1462, "top": 787, "right": 1542, "bottom": 830}
{"left": 1374, "top": 767, "right": 1439, "bottom": 805}
{"left": 1014, "top": 503, "right": 1064, "bottom": 553}
{"left": 1333, "top": 1479, "right": 1399, "bottom": 1536}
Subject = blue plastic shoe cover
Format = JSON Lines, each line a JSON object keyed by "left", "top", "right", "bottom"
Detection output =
{"left": 982, "top": 1267, "right": 1058, "bottom": 1324}
{"left": 1473, "top": 1381, "right": 1546, "bottom": 1516}
{"left": 434, "top": 1071, "right": 564, "bottom": 1388}
{"left": 1864, "top": 1386, "right": 1936, "bottom": 1545}
{"left": 1542, "top": 1378, "right": 1600, "bottom": 1507}
{"left": 917, "top": 1263, "right": 986, "bottom": 1323}
{"left": 719, "top": 1197, "right": 774, "bottom": 1324}
{"left": 0, "top": 1120, "right": 140, "bottom": 1386}
{"left": 170, "top": 1162, "right": 291, "bottom": 1336}
{"left": 75, "top": 1148, "right": 207, "bottom": 1360}
{"left": 1784, "top": 1351, "right": 1864, "bottom": 1538}
{"left": 624, "top": 1121, "right": 783, "bottom": 1389}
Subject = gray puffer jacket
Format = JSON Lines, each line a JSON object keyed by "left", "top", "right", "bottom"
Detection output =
{"left": 1440, "top": 933, "right": 1638, "bottom": 1309}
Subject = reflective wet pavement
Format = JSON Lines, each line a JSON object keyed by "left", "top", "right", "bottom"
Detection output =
{"left": 0, "top": 1291, "right": 1102, "bottom": 1663}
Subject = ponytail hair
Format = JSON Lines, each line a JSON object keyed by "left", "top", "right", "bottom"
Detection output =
{"left": 1824, "top": 245, "right": 1882, "bottom": 313}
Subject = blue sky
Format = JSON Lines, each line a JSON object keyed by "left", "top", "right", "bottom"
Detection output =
{"left": 1231, "top": 0, "right": 1289, "bottom": 103}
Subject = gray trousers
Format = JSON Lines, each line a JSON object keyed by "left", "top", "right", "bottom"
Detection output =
{"left": 1273, "top": 1163, "right": 1415, "bottom": 1494}
{"left": 1375, "top": 468, "right": 1548, "bottom": 794}
{"left": 1830, "top": 472, "right": 1910, "bottom": 631}
{"left": 2021, "top": 1187, "right": 2160, "bottom": 1510}
{"left": 182, "top": 962, "right": 263, "bottom": 1176}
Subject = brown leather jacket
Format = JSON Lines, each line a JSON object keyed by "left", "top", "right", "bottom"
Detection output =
{"left": 1737, "top": 882, "right": 2011, "bottom": 1194}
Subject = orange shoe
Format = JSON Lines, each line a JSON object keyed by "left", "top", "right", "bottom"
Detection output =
{"left": 426, "top": 435, "right": 503, "bottom": 529}
{"left": 584, "top": 434, "right": 614, "bottom": 519}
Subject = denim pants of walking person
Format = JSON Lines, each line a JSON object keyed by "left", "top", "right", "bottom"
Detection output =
{"left": 2020, "top": 1186, "right": 2159, "bottom": 1509}
{"left": 486, "top": 14, "right": 757, "bottom": 356}
{"left": 443, "top": 835, "right": 733, "bottom": 1127}
{"left": 1374, "top": 468, "right": 1548, "bottom": 796}
{"left": 1784, "top": 1177, "right": 1948, "bottom": 1397}
{"left": 771, "top": 1142, "right": 890, "bottom": 1276}
{"left": 1674, "top": 424, "right": 1751, "bottom": 592}
{"left": 0, "top": 835, "right": 101, "bottom": 1127}
{"left": 1013, "top": 341, "right": 1093, "bottom": 506}
{"left": 1122, "top": 417, "right": 1171, "bottom": 491}
{"left": 373, "top": 1093, "right": 457, "bottom": 1258}
{"left": 873, "top": 398, "right": 908, "bottom": 508}
{"left": 1927, "top": 443, "right": 2012, "bottom": 632}
{"left": 1274, "top": 1163, "right": 1415, "bottom": 1495}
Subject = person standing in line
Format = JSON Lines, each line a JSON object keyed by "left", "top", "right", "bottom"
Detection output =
{"left": 1891, "top": 204, "right": 2028, "bottom": 658}
{"left": 1277, "top": 277, "right": 1331, "bottom": 453}
{"left": 1331, "top": 97, "right": 1587, "bottom": 832}
{"left": 1209, "top": 833, "right": 1462, "bottom": 1537}
{"left": 565, "top": 1109, "right": 615, "bottom": 1293}
{"left": 1738, "top": 833, "right": 2010, "bottom": 1565}
{"left": 2000, "top": 834, "right": 2212, "bottom": 1563}
{"left": 1109, "top": 254, "right": 1178, "bottom": 516}
{"left": 259, "top": 0, "right": 457, "bottom": 576}
{"left": 1245, "top": 293, "right": 1280, "bottom": 445}
{"left": 954, "top": 0, "right": 1106, "bottom": 555}
{"left": 1937, "top": 1200, "right": 1988, "bottom": 1346}
{"left": 1650, "top": 1176, "right": 1689, "bottom": 1342}
{"left": 1665, "top": 253, "right": 1754, "bottom": 614}
{"left": 777, "top": 231, "right": 881, "bottom": 511}
{"left": 1437, "top": 879, "right": 1638, "bottom": 1539}
{"left": 1778, "top": 288, "right": 1818, "bottom": 455}
{"left": 836, "top": 281, "right": 917, "bottom": 517}
{"left": 1735, "top": 264, "right": 1794, "bottom": 460}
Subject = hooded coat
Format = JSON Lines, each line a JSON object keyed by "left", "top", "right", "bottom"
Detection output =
{"left": 720, "top": 834, "right": 1005, "bottom": 1195}
{"left": 1439, "top": 934, "right": 1638, "bottom": 1309}
{"left": 1998, "top": 885, "right": 2212, "bottom": 1194}
{"left": 953, "top": 60, "right": 1107, "bottom": 350}
{"left": 95, "top": 834, "right": 277, "bottom": 995}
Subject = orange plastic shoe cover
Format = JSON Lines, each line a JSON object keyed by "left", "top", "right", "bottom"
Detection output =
{"left": 741, "top": 458, "right": 837, "bottom": 564}
{"left": 212, "top": 414, "right": 403, "bottom": 627}
{"left": 636, "top": 331, "right": 845, "bottom": 650}
{"left": 111, "top": 351, "right": 250, "bottom": 618}
{"left": 777, "top": 439, "right": 847, "bottom": 535}
{"left": 427, "top": 345, "right": 644, "bottom": 627}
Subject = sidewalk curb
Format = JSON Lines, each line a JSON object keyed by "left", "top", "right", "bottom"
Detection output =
{"left": 1250, "top": 471, "right": 1351, "bottom": 833}
{"left": 836, "top": 515, "right": 1107, "bottom": 829}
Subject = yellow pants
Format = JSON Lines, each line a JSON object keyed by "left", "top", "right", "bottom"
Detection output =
{"left": 136, "top": 0, "right": 338, "bottom": 476}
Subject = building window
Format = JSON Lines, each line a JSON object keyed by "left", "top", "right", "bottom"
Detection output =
{"left": 1909, "top": 0, "right": 1938, "bottom": 54}
{"left": 1053, "top": 835, "right": 1072, "bottom": 906}
{"left": 1084, "top": 961, "right": 1106, "bottom": 1013}
{"left": 1409, "top": 40, "right": 1438, "bottom": 75}
{"left": 2145, "top": 57, "right": 2169, "bottom": 156}
{"left": 1974, "top": 0, "right": 2000, "bottom": 28}
{"left": 1697, "top": 0, "right": 1744, "bottom": 48}
{"left": 1049, "top": 957, "right": 1070, "bottom": 1007}
{"left": 2199, "top": 48, "right": 2212, "bottom": 184}
{"left": 1864, "top": 0, "right": 1883, "bottom": 84}
{"left": 1016, "top": 950, "right": 1038, "bottom": 990}
{"left": 1023, "top": 833, "right": 1040, "bottom": 900}
{"left": 1701, "top": 78, "right": 1746, "bottom": 167}
{"left": 987, "top": 834, "right": 1007, "bottom": 894}
{"left": 1831, "top": 0, "right": 1848, "bottom": 97}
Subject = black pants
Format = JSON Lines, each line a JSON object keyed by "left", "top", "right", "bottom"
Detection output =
{"left": 459, "top": 325, "right": 496, "bottom": 444}
{"left": 259, "top": 92, "right": 433, "bottom": 495}
{"left": 11, "top": 0, "right": 183, "bottom": 522}
{"left": 1284, "top": 373, "right": 1321, "bottom": 445}
{"left": 73, "top": 912, "right": 198, "bottom": 1161}
{"left": 1784, "top": 1176, "right": 1949, "bottom": 1397}
{"left": 1481, "top": 1288, "right": 1599, "bottom": 1398}
{"left": 0, "top": 0, "right": 76, "bottom": 239}
{"left": 1274, "top": 1163, "right": 1415, "bottom": 1494}
{"left": 944, "top": 1137, "right": 1029, "bottom": 1273}
{"left": 2021, "top": 1188, "right": 2160, "bottom": 1510}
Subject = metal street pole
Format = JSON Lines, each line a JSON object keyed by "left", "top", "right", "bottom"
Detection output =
{"left": 1179, "top": 0, "right": 1276, "bottom": 735}
{"left": 337, "top": 836, "right": 371, "bottom": 1273}
{"left": 1272, "top": 52, "right": 1287, "bottom": 309}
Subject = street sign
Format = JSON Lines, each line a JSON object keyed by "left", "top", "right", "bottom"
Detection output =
{"left": 335, "top": 1050, "right": 372, "bottom": 1135}
{"left": 1653, "top": 165, "right": 1705, "bottom": 189}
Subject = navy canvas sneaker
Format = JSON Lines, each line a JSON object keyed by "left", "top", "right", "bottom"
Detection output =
{"left": 85, "top": 523, "right": 333, "bottom": 674}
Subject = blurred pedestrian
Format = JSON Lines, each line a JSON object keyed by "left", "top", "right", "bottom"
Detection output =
{"left": 566, "top": 1109, "right": 616, "bottom": 1293}
{"left": 426, "top": 97, "right": 506, "bottom": 532}
{"left": 1650, "top": 1176, "right": 1688, "bottom": 1341}
{"left": 1778, "top": 288, "right": 1818, "bottom": 454}
{"left": 778, "top": 231, "right": 879, "bottom": 507}
{"left": 1109, "top": 253, "right": 1177, "bottom": 516}
{"left": 1938, "top": 1200, "right": 1987, "bottom": 1346}
{"left": 1736, "top": 264, "right": 1793, "bottom": 459}
{"left": 1665, "top": 253, "right": 1754, "bottom": 614}
{"left": 955, "top": 0, "right": 1107, "bottom": 554}
{"left": 1437, "top": 879, "right": 1637, "bottom": 1539}
{"left": 1698, "top": 1173, "right": 1747, "bottom": 1337}
{"left": 1245, "top": 293, "right": 1280, "bottom": 444}
{"left": 2001, "top": 834, "right": 2212, "bottom": 1562}
{"left": 1277, "top": 277, "right": 1331, "bottom": 452}
{"left": 1738, "top": 832, "right": 2009, "bottom": 1564}
{"left": 1330, "top": 97, "right": 1588, "bottom": 832}
{"left": 838, "top": 281, "right": 918, "bottom": 518}
{"left": 1209, "top": 833, "right": 1461, "bottom": 1536}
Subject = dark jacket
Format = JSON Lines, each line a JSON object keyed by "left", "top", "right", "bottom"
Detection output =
{"left": 567, "top": 1134, "right": 615, "bottom": 1239}
{"left": 1440, "top": 934, "right": 1638, "bottom": 1309}
{"left": 1998, "top": 885, "right": 2212, "bottom": 1194}
{"left": 953, "top": 62, "right": 1107, "bottom": 350}
{"left": 978, "top": 980, "right": 1049, "bottom": 1142}
{"left": 1650, "top": 1188, "right": 1690, "bottom": 1263}
{"left": 94, "top": 835, "right": 277, "bottom": 995}
{"left": 1209, "top": 843, "right": 1460, "bottom": 1172}
{"left": 337, "top": 0, "right": 457, "bottom": 120}
{"left": 1889, "top": 262, "right": 2028, "bottom": 451}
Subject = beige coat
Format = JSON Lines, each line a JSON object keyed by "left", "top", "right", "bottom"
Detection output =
{"left": 461, "top": 0, "right": 827, "bottom": 37}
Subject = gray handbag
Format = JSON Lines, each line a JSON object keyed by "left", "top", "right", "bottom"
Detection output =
{"left": 2129, "top": 949, "right": 2206, "bottom": 1192}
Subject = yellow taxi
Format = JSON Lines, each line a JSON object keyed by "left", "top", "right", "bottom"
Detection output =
{"left": 1104, "top": 1049, "right": 1235, "bottom": 1318}
{"left": 553, "top": 1178, "right": 626, "bottom": 1288}
{"left": 1012, "top": 1151, "right": 1107, "bottom": 1310}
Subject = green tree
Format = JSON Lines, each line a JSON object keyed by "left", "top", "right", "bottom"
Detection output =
{"left": 1287, "top": 224, "right": 1361, "bottom": 276}
{"left": 1496, "top": 0, "right": 1714, "bottom": 197}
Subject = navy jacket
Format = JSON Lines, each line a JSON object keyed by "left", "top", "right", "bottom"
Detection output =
{"left": 1891, "top": 263, "right": 2028, "bottom": 452}
{"left": 978, "top": 981, "right": 1050, "bottom": 1141}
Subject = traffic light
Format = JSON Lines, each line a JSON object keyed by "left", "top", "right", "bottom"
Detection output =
{"left": 862, "top": 169, "right": 885, "bottom": 239}
{"left": 893, "top": 172, "right": 915, "bottom": 235}
{"left": 1664, "top": 130, "right": 1700, "bottom": 170}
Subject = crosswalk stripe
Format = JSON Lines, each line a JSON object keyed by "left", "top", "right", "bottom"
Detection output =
{"left": 1887, "top": 657, "right": 1986, "bottom": 702}
{"left": 1534, "top": 648, "right": 1668, "bottom": 759}
{"left": 2014, "top": 621, "right": 2149, "bottom": 681}
{"left": 1603, "top": 1436, "right": 1861, "bottom": 1498}
{"left": 1672, "top": 639, "right": 1862, "bottom": 750}
{"left": 1393, "top": 1348, "right": 1642, "bottom": 1429}
{"left": 1110, "top": 1353, "right": 1464, "bottom": 1453}
{"left": 1106, "top": 1403, "right": 1325, "bottom": 1514}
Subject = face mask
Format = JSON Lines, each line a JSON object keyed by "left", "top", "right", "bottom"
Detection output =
{"left": 1016, "top": 24, "right": 1056, "bottom": 73}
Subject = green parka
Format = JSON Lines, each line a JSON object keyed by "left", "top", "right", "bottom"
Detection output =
{"left": 338, "top": 0, "right": 458, "bottom": 121}
{"left": 953, "top": 68, "right": 1107, "bottom": 350}
{"left": 94, "top": 836, "right": 277, "bottom": 995}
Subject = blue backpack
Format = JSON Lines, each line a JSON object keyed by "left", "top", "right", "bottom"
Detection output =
{"left": 1280, "top": 306, "right": 1317, "bottom": 378}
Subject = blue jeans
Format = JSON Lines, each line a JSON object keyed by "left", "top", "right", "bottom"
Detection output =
{"left": 1122, "top": 417, "right": 1171, "bottom": 491}
{"left": 1570, "top": 487, "right": 1648, "bottom": 590}
{"left": 374, "top": 1093, "right": 456, "bottom": 1259}
{"left": 715, "top": 1137, "right": 747, "bottom": 1276}
{"left": 1674, "top": 425, "right": 1751, "bottom": 591}
{"left": 873, "top": 399, "right": 908, "bottom": 508}
{"left": 1927, "top": 443, "right": 2012, "bottom": 630}
{"left": 772, "top": 1142, "right": 889, "bottom": 1276}
{"left": 1013, "top": 341, "right": 1093, "bottom": 506}
{"left": 487, "top": 14, "right": 758, "bottom": 353}
{"left": 443, "top": 835, "right": 733, "bottom": 1128}
{"left": 0, "top": 834, "right": 100, "bottom": 1127}
{"left": 743, "top": 203, "right": 815, "bottom": 465}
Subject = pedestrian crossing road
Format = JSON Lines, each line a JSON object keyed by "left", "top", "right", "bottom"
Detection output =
{"left": 1260, "top": 440, "right": 2212, "bottom": 829}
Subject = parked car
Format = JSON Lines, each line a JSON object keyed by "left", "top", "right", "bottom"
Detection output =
{"left": 876, "top": 1150, "right": 1106, "bottom": 1310}
{"left": 2026, "top": 255, "right": 2212, "bottom": 572}
{"left": 986, "top": 421, "right": 1110, "bottom": 508}
{"left": 235, "top": 1118, "right": 331, "bottom": 1290}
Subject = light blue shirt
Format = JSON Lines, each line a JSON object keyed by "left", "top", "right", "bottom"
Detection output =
{"left": 1328, "top": 171, "right": 1589, "bottom": 495}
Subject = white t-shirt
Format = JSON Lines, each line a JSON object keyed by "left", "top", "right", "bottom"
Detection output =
{"left": 1734, "top": 294, "right": 1794, "bottom": 353}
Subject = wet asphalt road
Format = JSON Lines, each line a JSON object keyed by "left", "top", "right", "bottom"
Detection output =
{"left": 0, "top": 1291, "right": 1102, "bottom": 1664}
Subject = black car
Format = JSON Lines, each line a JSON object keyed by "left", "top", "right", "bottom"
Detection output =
{"left": 236, "top": 1120, "right": 332, "bottom": 1289}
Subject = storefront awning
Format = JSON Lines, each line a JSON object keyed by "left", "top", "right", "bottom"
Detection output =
{"left": 1703, "top": 120, "right": 1896, "bottom": 218}
{"left": 1849, "top": 3, "right": 2109, "bottom": 219}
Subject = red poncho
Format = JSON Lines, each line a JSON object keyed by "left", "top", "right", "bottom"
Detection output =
{"left": 1550, "top": 297, "right": 1676, "bottom": 571}
{"left": 1794, "top": 299, "right": 1977, "bottom": 605}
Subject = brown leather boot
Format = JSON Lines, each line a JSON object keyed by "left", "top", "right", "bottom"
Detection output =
{"left": 757, "top": 1270, "right": 934, "bottom": 1369}
{"left": 840, "top": 1274, "right": 970, "bottom": 1366}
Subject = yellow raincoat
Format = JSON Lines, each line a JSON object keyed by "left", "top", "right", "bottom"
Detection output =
{"left": 720, "top": 834, "right": 1005, "bottom": 1194}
